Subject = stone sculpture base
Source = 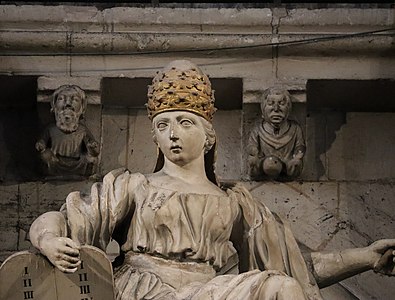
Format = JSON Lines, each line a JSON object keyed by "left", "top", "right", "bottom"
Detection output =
{"left": 0, "top": 245, "right": 114, "bottom": 300}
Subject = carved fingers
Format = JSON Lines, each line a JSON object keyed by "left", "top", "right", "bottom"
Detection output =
{"left": 41, "top": 236, "right": 81, "bottom": 273}
{"left": 35, "top": 141, "right": 46, "bottom": 152}
{"left": 286, "top": 158, "right": 302, "bottom": 177}
{"left": 374, "top": 248, "right": 395, "bottom": 276}
{"left": 370, "top": 239, "right": 395, "bottom": 276}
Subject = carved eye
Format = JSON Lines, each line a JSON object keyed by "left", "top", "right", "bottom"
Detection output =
{"left": 180, "top": 119, "right": 193, "bottom": 127}
{"left": 157, "top": 122, "right": 168, "bottom": 130}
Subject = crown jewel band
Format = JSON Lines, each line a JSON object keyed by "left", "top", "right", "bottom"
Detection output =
{"left": 147, "top": 60, "right": 217, "bottom": 122}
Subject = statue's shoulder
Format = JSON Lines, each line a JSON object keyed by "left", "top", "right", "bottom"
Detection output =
{"left": 250, "top": 120, "right": 264, "bottom": 132}
{"left": 103, "top": 168, "right": 147, "bottom": 187}
{"left": 220, "top": 181, "right": 252, "bottom": 197}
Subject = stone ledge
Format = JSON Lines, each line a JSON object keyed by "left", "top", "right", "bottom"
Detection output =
{"left": 1, "top": 6, "right": 392, "bottom": 30}
{"left": 282, "top": 8, "right": 394, "bottom": 27}
{"left": 1, "top": 5, "right": 393, "bottom": 56}
{"left": 38, "top": 76, "right": 101, "bottom": 91}
{"left": 37, "top": 76, "right": 102, "bottom": 104}
{"left": 1, "top": 29, "right": 393, "bottom": 56}
{"left": 0, "top": 6, "right": 272, "bottom": 32}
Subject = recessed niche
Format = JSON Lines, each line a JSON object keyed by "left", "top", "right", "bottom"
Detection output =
{"left": 305, "top": 79, "right": 395, "bottom": 181}
{"left": 101, "top": 77, "right": 243, "bottom": 110}
{"left": 307, "top": 79, "right": 395, "bottom": 112}
{"left": 0, "top": 76, "right": 41, "bottom": 182}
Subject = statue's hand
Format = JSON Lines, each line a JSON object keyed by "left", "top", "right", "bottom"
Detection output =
{"left": 286, "top": 158, "right": 302, "bottom": 177}
{"left": 368, "top": 239, "right": 395, "bottom": 276}
{"left": 87, "top": 141, "right": 100, "bottom": 156}
{"left": 40, "top": 235, "right": 81, "bottom": 273}
{"left": 35, "top": 141, "right": 46, "bottom": 152}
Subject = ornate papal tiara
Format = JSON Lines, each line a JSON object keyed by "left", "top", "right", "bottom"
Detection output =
{"left": 147, "top": 60, "right": 216, "bottom": 122}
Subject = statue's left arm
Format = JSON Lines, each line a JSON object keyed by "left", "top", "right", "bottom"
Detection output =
{"left": 311, "top": 239, "right": 395, "bottom": 288}
{"left": 29, "top": 169, "right": 139, "bottom": 272}
{"left": 82, "top": 125, "right": 99, "bottom": 156}
{"left": 231, "top": 184, "right": 323, "bottom": 299}
{"left": 247, "top": 125, "right": 262, "bottom": 177}
{"left": 293, "top": 123, "right": 306, "bottom": 159}
{"left": 35, "top": 126, "right": 50, "bottom": 152}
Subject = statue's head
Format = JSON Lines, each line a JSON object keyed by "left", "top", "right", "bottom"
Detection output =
{"left": 51, "top": 85, "right": 87, "bottom": 133}
{"left": 147, "top": 60, "right": 218, "bottom": 184}
{"left": 261, "top": 87, "right": 292, "bottom": 127}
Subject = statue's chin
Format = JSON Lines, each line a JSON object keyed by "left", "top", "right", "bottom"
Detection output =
{"left": 55, "top": 110, "right": 80, "bottom": 133}
{"left": 56, "top": 122, "right": 78, "bottom": 133}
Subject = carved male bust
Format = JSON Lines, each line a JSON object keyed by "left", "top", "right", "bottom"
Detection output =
{"left": 35, "top": 85, "right": 99, "bottom": 177}
{"left": 248, "top": 87, "right": 305, "bottom": 180}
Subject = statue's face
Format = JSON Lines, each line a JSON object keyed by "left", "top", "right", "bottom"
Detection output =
{"left": 55, "top": 90, "right": 83, "bottom": 114}
{"left": 54, "top": 89, "right": 83, "bottom": 133}
{"left": 262, "top": 93, "right": 290, "bottom": 126}
{"left": 153, "top": 111, "right": 206, "bottom": 166}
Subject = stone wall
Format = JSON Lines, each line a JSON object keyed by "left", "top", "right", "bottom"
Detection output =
{"left": 0, "top": 4, "right": 394, "bottom": 299}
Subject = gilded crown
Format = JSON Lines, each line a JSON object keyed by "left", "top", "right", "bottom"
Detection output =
{"left": 147, "top": 60, "right": 216, "bottom": 122}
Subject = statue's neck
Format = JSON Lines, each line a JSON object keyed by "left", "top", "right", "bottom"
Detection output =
{"left": 263, "top": 120, "right": 289, "bottom": 136}
{"left": 161, "top": 155, "right": 208, "bottom": 185}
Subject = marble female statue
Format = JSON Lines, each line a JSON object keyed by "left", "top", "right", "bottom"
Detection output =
{"left": 248, "top": 87, "right": 305, "bottom": 180}
{"left": 30, "top": 60, "right": 395, "bottom": 300}
{"left": 35, "top": 85, "right": 99, "bottom": 177}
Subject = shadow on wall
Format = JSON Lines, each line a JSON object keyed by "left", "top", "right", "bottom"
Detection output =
{"left": 0, "top": 76, "right": 43, "bottom": 183}
{"left": 305, "top": 79, "right": 395, "bottom": 181}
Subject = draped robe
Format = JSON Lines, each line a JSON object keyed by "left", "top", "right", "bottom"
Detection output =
{"left": 63, "top": 168, "right": 322, "bottom": 300}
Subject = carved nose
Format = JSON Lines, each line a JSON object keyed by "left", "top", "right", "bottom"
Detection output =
{"left": 170, "top": 130, "right": 179, "bottom": 140}
{"left": 65, "top": 98, "right": 73, "bottom": 107}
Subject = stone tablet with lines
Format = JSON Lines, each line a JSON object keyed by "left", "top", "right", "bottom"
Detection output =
{"left": 0, "top": 245, "right": 114, "bottom": 300}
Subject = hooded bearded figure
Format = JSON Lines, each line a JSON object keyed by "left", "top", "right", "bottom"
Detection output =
{"left": 35, "top": 85, "right": 99, "bottom": 177}
{"left": 28, "top": 61, "right": 395, "bottom": 300}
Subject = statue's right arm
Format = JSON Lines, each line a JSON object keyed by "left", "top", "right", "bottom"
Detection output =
{"left": 35, "top": 126, "right": 50, "bottom": 152}
{"left": 247, "top": 126, "right": 261, "bottom": 177}
{"left": 30, "top": 211, "right": 81, "bottom": 273}
{"left": 311, "top": 239, "right": 395, "bottom": 288}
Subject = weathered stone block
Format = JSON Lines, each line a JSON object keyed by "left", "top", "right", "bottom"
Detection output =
{"left": 0, "top": 31, "right": 67, "bottom": 53}
{"left": 338, "top": 182, "right": 395, "bottom": 242}
{"left": 101, "top": 107, "right": 129, "bottom": 174}
{"left": 247, "top": 181, "right": 340, "bottom": 251}
{"left": 18, "top": 182, "right": 40, "bottom": 231}
{"left": 38, "top": 181, "right": 90, "bottom": 214}
{"left": 0, "top": 56, "right": 69, "bottom": 75}
{"left": 341, "top": 271, "right": 395, "bottom": 300}
{"left": 0, "top": 227, "right": 18, "bottom": 251}
{"left": 281, "top": 8, "right": 394, "bottom": 27}
{"left": 0, "top": 185, "right": 19, "bottom": 228}
{"left": 37, "top": 76, "right": 101, "bottom": 91}
{"left": 277, "top": 57, "right": 395, "bottom": 83}
{"left": 214, "top": 110, "right": 242, "bottom": 181}
{"left": 127, "top": 109, "right": 156, "bottom": 174}
{"left": 105, "top": 7, "right": 272, "bottom": 31}
{"left": 70, "top": 55, "right": 160, "bottom": 77}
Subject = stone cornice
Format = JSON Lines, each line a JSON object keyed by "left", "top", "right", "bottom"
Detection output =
{"left": 0, "top": 5, "right": 394, "bottom": 55}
